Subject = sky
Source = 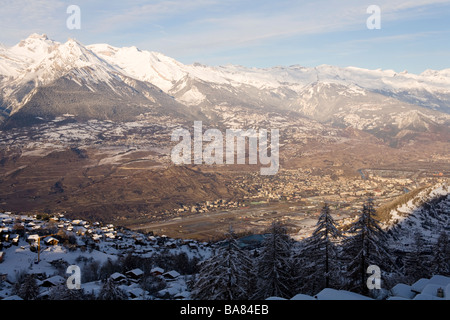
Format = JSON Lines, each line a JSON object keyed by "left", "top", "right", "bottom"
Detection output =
{"left": 0, "top": 0, "right": 449, "bottom": 74}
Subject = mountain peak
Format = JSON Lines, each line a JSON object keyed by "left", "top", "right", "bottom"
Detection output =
{"left": 27, "top": 33, "right": 49, "bottom": 40}
{"left": 66, "top": 37, "right": 83, "bottom": 46}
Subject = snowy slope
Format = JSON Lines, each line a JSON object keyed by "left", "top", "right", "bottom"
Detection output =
{"left": 385, "top": 182, "right": 450, "bottom": 246}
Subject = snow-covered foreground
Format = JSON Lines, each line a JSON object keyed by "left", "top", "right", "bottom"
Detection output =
{"left": 1, "top": 184, "right": 449, "bottom": 301}
{"left": 0, "top": 211, "right": 211, "bottom": 300}
{"left": 267, "top": 275, "right": 450, "bottom": 300}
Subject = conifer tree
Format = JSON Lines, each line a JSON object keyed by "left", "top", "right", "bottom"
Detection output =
{"left": 403, "top": 231, "right": 432, "bottom": 282}
{"left": 253, "top": 221, "right": 294, "bottom": 299}
{"left": 48, "top": 283, "right": 88, "bottom": 300}
{"left": 15, "top": 274, "right": 39, "bottom": 300}
{"left": 97, "top": 277, "right": 128, "bottom": 300}
{"left": 342, "top": 198, "right": 392, "bottom": 294}
{"left": 297, "top": 203, "right": 342, "bottom": 294}
{"left": 191, "top": 226, "right": 253, "bottom": 300}
{"left": 431, "top": 230, "right": 450, "bottom": 276}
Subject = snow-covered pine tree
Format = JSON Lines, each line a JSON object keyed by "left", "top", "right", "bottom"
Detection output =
{"left": 253, "top": 221, "right": 294, "bottom": 299}
{"left": 15, "top": 274, "right": 39, "bottom": 300}
{"left": 403, "top": 231, "right": 432, "bottom": 282}
{"left": 191, "top": 226, "right": 253, "bottom": 300}
{"left": 430, "top": 230, "right": 450, "bottom": 276}
{"left": 296, "top": 203, "right": 342, "bottom": 295}
{"left": 97, "top": 277, "right": 128, "bottom": 300}
{"left": 48, "top": 283, "right": 87, "bottom": 300}
{"left": 342, "top": 198, "right": 393, "bottom": 295}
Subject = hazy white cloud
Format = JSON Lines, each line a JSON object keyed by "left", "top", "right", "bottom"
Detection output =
{"left": 1, "top": 0, "right": 448, "bottom": 46}
{"left": 0, "top": 0, "right": 66, "bottom": 44}
{"left": 127, "top": 0, "right": 450, "bottom": 57}
{"left": 0, "top": 0, "right": 448, "bottom": 71}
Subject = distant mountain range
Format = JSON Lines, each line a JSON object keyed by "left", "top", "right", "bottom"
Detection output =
{"left": 1, "top": 33, "right": 449, "bottom": 145}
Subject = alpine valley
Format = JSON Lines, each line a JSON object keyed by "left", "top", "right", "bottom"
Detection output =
{"left": 0, "top": 34, "right": 449, "bottom": 240}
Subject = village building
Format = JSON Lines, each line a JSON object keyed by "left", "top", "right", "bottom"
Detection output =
{"left": 126, "top": 268, "right": 144, "bottom": 282}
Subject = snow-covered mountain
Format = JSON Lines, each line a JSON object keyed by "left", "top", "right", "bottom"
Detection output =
{"left": 89, "top": 44, "right": 450, "bottom": 112}
{"left": 1, "top": 34, "right": 449, "bottom": 140}
{"left": 0, "top": 34, "right": 196, "bottom": 127}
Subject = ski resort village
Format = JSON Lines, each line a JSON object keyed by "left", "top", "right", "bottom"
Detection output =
{"left": 0, "top": 211, "right": 211, "bottom": 300}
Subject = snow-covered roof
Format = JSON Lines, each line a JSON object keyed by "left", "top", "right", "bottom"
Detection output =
{"left": 421, "top": 284, "right": 446, "bottom": 299}
{"left": 2, "top": 295, "right": 23, "bottom": 300}
{"left": 27, "top": 234, "right": 40, "bottom": 241}
{"left": 413, "top": 293, "right": 443, "bottom": 300}
{"left": 266, "top": 296, "right": 288, "bottom": 300}
{"left": 290, "top": 293, "right": 316, "bottom": 300}
{"left": 151, "top": 267, "right": 164, "bottom": 274}
{"left": 163, "top": 270, "right": 180, "bottom": 279}
{"left": 411, "top": 275, "right": 450, "bottom": 294}
{"left": 314, "top": 288, "right": 372, "bottom": 300}
{"left": 387, "top": 296, "right": 410, "bottom": 300}
{"left": 411, "top": 278, "right": 431, "bottom": 293}
{"left": 40, "top": 275, "right": 65, "bottom": 287}
{"left": 389, "top": 275, "right": 450, "bottom": 300}
{"left": 82, "top": 280, "right": 102, "bottom": 296}
{"left": 128, "top": 287, "right": 146, "bottom": 299}
{"left": 43, "top": 236, "right": 58, "bottom": 243}
{"left": 390, "top": 283, "right": 415, "bottom": 299}
{"left": 110, "top": 272, "right": 126, "bottom": 280}
{"left": 428, "top": 275, "right": 450, "bottom": 287}
{"left": 126, "top": 268, "right": 144, "bottom": 277}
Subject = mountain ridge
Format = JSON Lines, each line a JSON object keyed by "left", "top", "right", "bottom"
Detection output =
{"left": 0, "top": 34, "right": 449, "bottom": 147}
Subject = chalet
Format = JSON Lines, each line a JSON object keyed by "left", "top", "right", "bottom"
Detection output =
{"left": 27, "top": 222, "right": 41, "bottom": 231}
{"left": 128, "top": 287, "right": 147, "bottom": 299}
{"left": 43, "top": 236, "right": 59, "bottom": 246}
{"left": 91, "top": 234, "right": 102, "bottom": 242}
{"left": 163, "top": 270, "right": 180, "bottom": 281}
{"left": 40, "top": 275, "right": 65, "bottom": 287}
{"left": 104, "top": 232, "right": 116, "bottom": 240}
{"left": 110, "top": 272, "right": 127, "bottom": 283}
{"left": 150, "top": 267, "right": 164, "bottom": 277}
{"left": 74, "top": 226, "right": 87, "bottom": 236}
{"left": 72, "top": 219, "right": 88, "bottom": 226}
{"left": 10, "top": 234, "right": 19, "bottom": 245}
{"left": 165, "top": 241, "right": 177, "bottom": 249}
{"left": 27, "top": 234, "right": 40, "bottom": 244}
{"left": 126, "top": 268, "right": 144, "bottom": 282}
